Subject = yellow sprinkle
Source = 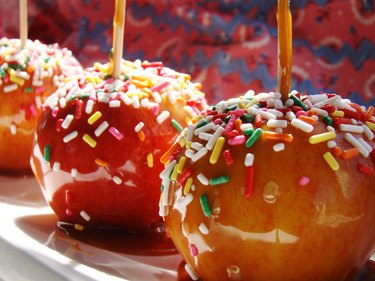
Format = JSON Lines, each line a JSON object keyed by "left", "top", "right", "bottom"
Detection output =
{"left": 331, "top": 110, "right": 344, "bottom": 117}
{"left": 142, "top": 87, "right": 152, "bottom": 95}
{"left": 86, "top": 76, "right": 98, "bottom": 85}
{"left": 309, "top": 131, "right": 336, "bottom": 144}
{"left": 179, "top": 137, "right": 187, "bottom": 147}
{"left": 147, "top": 153, "right": 153, "bottom": 168}
{"left": 171, "top": 165, "right": 179, "bottom": 181}
{"left": 183, "top": 177, "right": 193, "bottom": 196}
{"left": 186, "top": 141, "right": 192, "bottom": 149}
{"left": 88, "top": 111, "right": 102, "bottom": 125}
{"left": 176, "top": 97, "right": 186, "bottom": 104}
{"left": 10, "top": 75, "right": 25, "bottom": 86}
{"left": 137, "top": 130, "right": 145, "bottom": 141}
{"left": 365, "top": 121, "right": 375, "bottom": 130}
{"left": 132, "top": 80, "right": 148, "bottom": 88}
{"left": 95, "top": 158, "right": 108, "bottom": 167}
{"left": 74, "top": 224, "right": 85, "bottom": 231}
{"left": 82, "top": 134, "right": 97, "bottom": 148}
{"left": 323, "top": 152, "right": 339, "bottom": 171}
{"left": 247, "top": 99, "right": 260, "bottom": 108}
{"left": 177, "top": 157, "right": 187, "bottom": 173}
{"left": 238, "top": 102, "right": 247, "bottom": 109}
{"left": 132, "top": 75, "right": 148, "bottom": 82}
{"left": 210, "top": 137, "right": 225, "bottom": 164}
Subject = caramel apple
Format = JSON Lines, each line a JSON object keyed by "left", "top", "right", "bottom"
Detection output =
{"left": 160, "top": 91, "right": 375, "bottom": 281}
{"left": 30, "top": 59, "right": 207, "bottom": 230}
{"left": 0, "top": 38, "right": 81, "bottom": 173}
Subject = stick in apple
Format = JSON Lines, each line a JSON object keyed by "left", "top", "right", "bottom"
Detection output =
{"left": 19, "top": 0, "right": 28, "bottom": 49}
{"left": 277, "top": 0, "right": 292, "bottom": 101}
{"left": 111, "top": 0, "right": 127, "bottom": 79}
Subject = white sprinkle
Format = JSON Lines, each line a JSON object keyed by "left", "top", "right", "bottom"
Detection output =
{"left": 9, "top": 124, "right": 17, "bottom": 135}
{"left": 85, "top": 99, "right": 94, "bottom": 114}
{"left": 362, "top": 125, "right": 374, "bottom": 141}
{"left": 183, "top": 106, "right": 197, "bottom": 118}
{"left": 162, "top": 181, "right": 170, "bottom": 206}
{"left": 244, "top": 153, "right": 255, "bottom": 167}
{"left": 339, "top": 124, "right": 364, "bottom": 134}
{"left": 247, "top": 107, "right": 259, "bottom": 115}
{"left": 286, "top": 111, "right": 296, "bottom": 121}
{"left": 156, "top": 110, "right": 170, "bottom": 124}
{"left": 191, "top": 142, "right": 204, "bottom": 151}
{"left": 71, "top": 168, "right": 78, "bottom": 178}
{"left": 32, "top": 80, "right": 43, "bottom": 87}
{"left": 303, "top": 98, "right": 313, "bottom": 108}
{"left": 267, "top": 109, "right": 284, "bottom": 118}
{"left": 206, "top": 126, "right": 225, "bottom": 150}
{"left": 180, "top": 193, "right": 193, "bottom": 207}
{"left": 307, "top": 93, "right": 328, "bottom": 103}
{"left": 109, "top": 100, "right": 121, "bottom": 108}
{"left": 59, "top": 98, "right": 67, "bottom": 108}
{"left": 274, "top": 99, "right": 283, "bottom": 109}
{"left": 112, "top": 176, "right": 122, "bottom": 185}
{"left": 327, "top": 126, "right": 336, "bottom": 133}
{"left": 291, "top": 118, "right": 314, "bottom": 133}
{"left": 80, "top": 211, "right": 91, "bottom": 222}
{"left": 275, "top": 128, "right": 283, "bottom": 134}
{"left": 267, "top": 119, "right": 287, "bottom": 128}
{"left": 311, "top": 107, "right": 328, "bottom": 116}
{"left": 132, "top": 95, "right": 140, "bottom": 109}
{"left": 259, "top": 110, "right": 276, "bottom": 120}
{"left": 351, "top": 118, "right": 358, "bottom": 125}
{"left": 185, "top": 264, "right": 199, "bottom": 281}
{"left": 35, "top": 96, "right": 42, "bottom": 109}
{"left": 185, "top": 149, "right": 195, "bottom": 159}
{"left": 240, "top": 123, "right": 253, "bottom": 131}
{"left": 198, "top": 132, "right": 212, "bottom": 141}
{"left": 199, "top": 223, "right": 209, "bottom": 235}
{"left": 327, "top": 140, "right": 337, "bottom": 149}
{"left": 186, "top": 123, "right": 196, "bottom": 143}
{"left": 285, "top": 98, "right": 294, "bottom": 107}
{"left": 53, "top": 162, "right": 61, "bottom": 172}
{"left": 63, "top": 131, "right": 78, "bottom": 143}
{"left": 95, "top": 121, "right": 109, "bottom": 137}
{"left": 134, "top": 122, "right": 144, "bottom": 132}
{"left": 61, "top": 114, "right": 74, "bottom": 129}
{"left": 152, "top": 91, "right": 162, "bottom": 103}
{"left": 4, "top": 84, "right": 18, "bottom": 93}
{"left": 344, "top": 133, "right": 369, "bottom": 157}
{"left": 159, "top": 160, "right": 176, "bottom": 180}
{"left": 197, "top": 173, "right": 209, "bottom": 185}
{"left": 358, "top": 138, "right": 373, "bottom": 153}
{"left": 194, "top": 122, "right": 215, "bottom": 136}
{"left": 191, "top": 147, "right": 209, "bottom": 162}
{"left": 120, "top": 93, "right": 132, "bottom": 105}
{"left": 273, "top": 143, "right": 285, "bottom": 152}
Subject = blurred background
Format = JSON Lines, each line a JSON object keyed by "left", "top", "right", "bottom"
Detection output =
{"left": 0, "top": 0, "right": 374, "bottom": 106}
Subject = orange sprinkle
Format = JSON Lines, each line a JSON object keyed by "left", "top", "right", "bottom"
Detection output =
{"left": 262, "top": 131, "right": 293, "bottom": 142}
{"left": 95, "top": 158, "right": 108, "bottom": 167}
{"left": 298, "top": 115, "right": 316, "bottom": 125}
{"left": 307, "top": 109, "right": 318, "bottom": 117}
{"left": 137, "top": 130, "right": 145, "bottom": 142}
{"left": 235, "top": 119, "right": 242, "bottom": 132}
{"left": 341, "top": 148, "right": 360, "bottom": 160}
{"left": 160, "top": 142, "right": 181, "bottom": 164}
{"left": 332, "top": 146, "right": 342, "bottom": 156}
{"left": 350, "top": 103, "right": 363, "bottom": 113}
{"left": 366, "top": 106, "right": 374, "bottom": 120}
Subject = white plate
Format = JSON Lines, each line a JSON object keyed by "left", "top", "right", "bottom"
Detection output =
{"left": 0, "top": 175, "right": 185, "bottom": 281}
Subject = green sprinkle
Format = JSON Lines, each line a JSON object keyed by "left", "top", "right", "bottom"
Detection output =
{"left": 104, "top": 74, "right": 112, "bottom": 80}
{"left": 200, "top": 194, "right": 211, "bottom": 217}
{"left": 80, "top": 93, "right": 90, "bottom": 99}
{"left": 44, "top": 145, "right": 51, "bottom": 162}
{"left": 44, "top": 57, "right": 50, "bottom": 63}
{"left": 241, "top": 114, "right": 254, "bottom": 123}
{"left": 124, "top": 75, "right": 130, "bottom": 81}
{"left": 69, "top": 95, "right": 77, "bottom": 101}
{"left": 245, "top": 128, "right": 263, "bottom": 148}
{"left": 224, "top": 115, "right": 231, "bottom": 123}
{"left": 226, "top": 105, "right": 237, "bottom": 112}
{"left": 210, "top": 176, "right": 230, "bottom": 186}
{"left": 109, "top": 48, "right": 114, "bottom": 59}
{"left": 196, "top": 119, "right": 209, "bottom": 129}
{"left": 0, "top": 68, "right": 6, "bottom": 78}
{"left": 244, "top": 128, "right": 254, "bottom": 136}
{"left": 24, "top": 87, "right": 33, "bottom": 93}
{"left": 171, "top": 119, "right": 183, "bottom": 133}
{"left": 290, "top": 95, "right": 308, "bottom": 111}
{"left": 160, "top": 185, "right": 164, "bottom": 192}
{"left": 322, "top": 115, "right": 333, "bottom": 126}
{"left": 8, "top": 63, "right": 26, "bottom": 70}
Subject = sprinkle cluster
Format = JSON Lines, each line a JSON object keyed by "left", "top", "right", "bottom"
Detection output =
{"left": 0, "top": 38, "right": 81, "bottom": 134}
{"left": 159, "top": 90, "right": 375, "bottom": 220}
{"left": 40, "top": 59, "right": 206, "bottom": 226}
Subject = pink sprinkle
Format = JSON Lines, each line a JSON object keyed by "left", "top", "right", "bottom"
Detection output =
{"left": 189, "top": 244, "right": 198, "bottom": 257}
{"left": 29, "top": 104, "right": 38, "bottom": 117}
{"left": 52, "top": 107, "right": 59, "bottom": 117}
{"left": 65, "top": 208, "right": 73, "bottom": 216}
{"left": 150, "top": 81, "right": 169, "bottom": 92}
{"left": 228, "top": 135, "right": 246, "bottom": 146}
{"left": 299, "top": 176, "right": 310, "bottom": 186}
{"left": 213, "top": 118, "right": 222, "bottom": 125}
{"left": 223, "top": 115, "right": 237, "bottom": 136}
{"left": 191, "top": 105, "right": 200, "bottom": 115}
{"left": 109, "top": 127, "right": 123, "bottom": 140}
{"left": 35, "top": 87, "right": 45, "bottom": 94}
{"left": 151, "top": 104, "right": 160, "bottom": 116}
{"left": 296, "top": 110, "right": 307, "bottom": 118}
{"left": 3, "top": 75, "right": 9, "bottom": 84}
{"left": 233, "top": 109, "right": 245, "bottom": 117}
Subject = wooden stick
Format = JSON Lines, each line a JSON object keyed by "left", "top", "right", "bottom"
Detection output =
{"left": 111, "top": 0, "right": 126, "bottom": 79}
{"left": 20, "top": 0, "right": 28, "bottom": 49}
{"left": 277, "top": 0, "right": 292, "bottom": 101}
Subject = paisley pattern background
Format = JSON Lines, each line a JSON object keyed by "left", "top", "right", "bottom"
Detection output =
{"left": 0, "top": 0, "right": 374, "bottom": 106}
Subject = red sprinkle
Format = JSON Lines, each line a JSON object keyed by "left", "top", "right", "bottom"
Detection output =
{"left": 75, "top": 100, "right": 83, "bottom": 119}
{"left": 65, "top": 208, "right": 73, "bottom": 216}
{"left": 292, "top": 106, "right": 303, "bottom": 113}
{"left": 254, "top": 114, "right": 263, "bottom": 128}
{"left": 333, "top": 117, "right": 351, "bottom": 127}
{"left": 223, "top": 150, "right": 234, "bottom": 167}
{"left": 245, "top": 166, "right": 255, "bottom": 198}
{"left": 227, "top": 130, "right": 239, "bottom": 139}
{"left": 321, "top": 105, "right": 336, "bottom": 113}
{"left": 56, "top": 118, "right": 63, "bottom": 132}
{"left": 177, "top": 168, "right": 193, "bottom": 187}
{"left": 65, "top": 190, "right": 72, "bottom": 204}
{"left": 343, "top": 108, "right": 362, "bottom": 120}
{"left": 357, "top": 163, "right": 375, "bottom": 176}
